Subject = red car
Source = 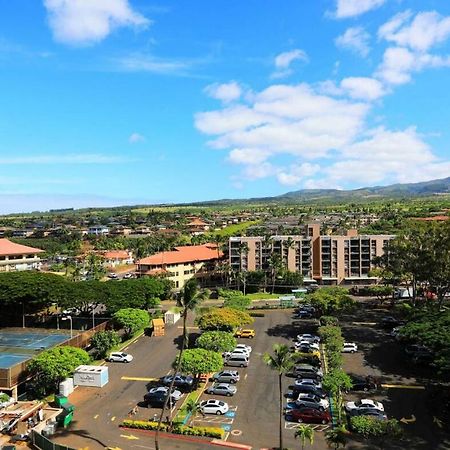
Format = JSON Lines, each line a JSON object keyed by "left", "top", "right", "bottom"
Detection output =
{"left": 289, "top": 407, "right": 331, "bottom": 424}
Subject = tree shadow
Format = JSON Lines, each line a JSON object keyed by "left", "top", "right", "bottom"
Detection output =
{"left": 172, "top": 332, "right": 200, "bottom": 350}
{"left": 53, "top": 424, "right": 109, "bottom": 448}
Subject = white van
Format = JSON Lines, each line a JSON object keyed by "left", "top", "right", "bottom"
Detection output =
{"left": 225, "top": 355, "right": 249, "bottom": 368}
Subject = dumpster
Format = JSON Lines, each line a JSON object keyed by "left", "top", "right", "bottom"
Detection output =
{"left": 54, "top": 395, "right": 68, "bottom": 408}
{"left": 152, "top": 318, "right": 165, "bottom": 336}
{"left": 56, "top": 403, "right": 75, "bottom": 428}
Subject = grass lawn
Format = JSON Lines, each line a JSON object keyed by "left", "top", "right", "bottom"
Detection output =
{"left": 208, "top": 220, "right": 260, "bottom": 238}
{"left": 245, "top": 292, "right": 279, "bottom": 300}
{"left": 174, "top": 383, "right": 205, "bottom": 424}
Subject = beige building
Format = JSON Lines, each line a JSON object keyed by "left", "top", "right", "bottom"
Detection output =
{"left": 137, "top": 243, "right": 222, "bottom": 289}
{"left": 0, "top": 238, "right": 44, "bottom": 272}
{"left": 229, "top": 224, "right": 394, "bottom": 285}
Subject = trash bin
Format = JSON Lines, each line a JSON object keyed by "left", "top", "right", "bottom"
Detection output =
{"left": 54, "top": 394, "right": 68, "bottom": 408}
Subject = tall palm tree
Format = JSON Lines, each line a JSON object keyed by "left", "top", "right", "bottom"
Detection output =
{"left": 295, "top": 425, "right": 314, "bottom": 450}
{"left": 263, "top": 344, "right": 295, "bottom": 450}
{"left": 325, "top": 426, "right": 349, "bottom": 449}
{"left": 268, "top": 252, "right": 283, "bottom": 294}
{"left": 154, "top": 279, "right": 208, "bottom": 450}
{"left": 236, "top": 242, "right": 249, "bottom": 291}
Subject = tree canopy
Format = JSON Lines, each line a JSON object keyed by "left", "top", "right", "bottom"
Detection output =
{"left": 28, "top": 346, "right": 90, "bottom": 395}
{"left": 196, "top": 307, "right": 253, "bottom": 332}
{"left": 113, "top": 308, "right": 150, "bottom": 338}
{"left": 195, "top": 331, "right": 237, "bottom": 352}
{"left": 307, "top": 287, "right": 355, "bottom": 315}
{"left": 175, "top": 348, "right": 223, "bottom": 378}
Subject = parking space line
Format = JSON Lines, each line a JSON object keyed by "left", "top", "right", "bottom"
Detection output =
{"left": 111, "top": 416, "right": 116, "bottom": 421}
{"left": 381, "top": 384, "right": 425, "bottom": 390}
{"left": 121, "top": 376, "right": 158, "bottom": 382}
{"left": 93, "top": 414, "right": 99, "bottom": 419}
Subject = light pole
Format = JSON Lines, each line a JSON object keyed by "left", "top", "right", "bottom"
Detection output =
{"left": 61, "top": 316, "right": 73, "bottom": 338}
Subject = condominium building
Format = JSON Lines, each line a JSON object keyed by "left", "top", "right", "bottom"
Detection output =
{"left": 0, "top": 238, "right": 44, "bottom": 272}
{"left": 229, "top": 224, "right": 394, "bottom": 285}
{"left": 137, "top": 243, "right": 222, "bottom": 289}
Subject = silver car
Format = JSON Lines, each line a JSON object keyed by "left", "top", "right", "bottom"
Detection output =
{"left": 211, "top": 371, "right": 240, "bottom": 384}
{"left": 206, "top": 383, "right": 237, "bottom": 397}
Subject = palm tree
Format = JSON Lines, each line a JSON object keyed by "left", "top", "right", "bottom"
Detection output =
{"left": 268, "top": 252, "right": 283, "bottom": 294}
{"left": 295, "top": 425, "right": 315, "bottom": 450}
{"left": 236, "top": 242, "right": 249, "bottom": 291}
{"left": 154, "top": 279, "right": 208, "bottom": 450}
{"left": 185, "top": 399, "right": 204, "bottom": 426}
{"left": 325, "top": 426, "right": 349, "bottom": 449}
{"left": 263, "top": 344, "right": 295, "bottom": 450}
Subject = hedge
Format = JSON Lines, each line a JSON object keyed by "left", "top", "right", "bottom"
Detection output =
{"left": 121, "top": 420, "right": 225, "bottom": 439}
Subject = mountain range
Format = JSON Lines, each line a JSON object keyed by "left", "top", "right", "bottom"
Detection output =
{"left": 195, "top": 176, "right": 450, "bottom": 206}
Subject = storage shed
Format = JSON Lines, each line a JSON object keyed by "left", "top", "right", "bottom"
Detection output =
{"left": 164, "top": 310, "right": 181, "bottom": 325}
{"left": 73, "top": 365, "right": 109, "bottom": 388}
{"left": 152, "top": 318, "right": 165, "bottom": 336}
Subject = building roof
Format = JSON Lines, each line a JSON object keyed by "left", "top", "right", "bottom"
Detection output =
{"left": 187, "top": 218, "right": 208, "bottom": 227}
{"left": 0, "top": 238, "right": 44, "bottom": 256}
{"left": 138, "top": 244, "right": 222, "bottom": 266}
{"left": 102, "top": 250, "right": 131, "bottom": 260}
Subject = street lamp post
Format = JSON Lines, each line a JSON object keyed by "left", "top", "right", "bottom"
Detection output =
{"left": 61, "top": 316, "right": 73, "bottom": 338}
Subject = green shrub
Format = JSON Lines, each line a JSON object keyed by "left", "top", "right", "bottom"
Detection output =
{"left": 350, "top": 416, "right": 403, "bottom": 439}
{"left": 319, "top": 315, "right": 339, "bottom": 326}
{"left": 121, "top": 420, "right": 225, "bottom": 439}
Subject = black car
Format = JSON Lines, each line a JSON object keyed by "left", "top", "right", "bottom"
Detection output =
{"left": 290, "top": 385, "right": 327, "bottom": 399}
{"left": 143, "top": 387, "right": 181, "bottom": 408}
{"left": 380, "top": 316, "right": 402, "bottom": 329}
{"left": 348, "top": 376, "right": 378, "bottom": 392}
{"left": 294, "top": 311, "right": 314, "bottom": 319}
{"left": 161, "top": 374, "right": 194, "bottom": 391}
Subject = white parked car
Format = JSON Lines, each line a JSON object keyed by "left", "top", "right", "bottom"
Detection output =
{"left": 199, "top": 399, "right": 229, "bottom": 415}
{"left": 299, "top": 341, "right": 320, "bottom": 351}
{"left": 107, "top": 352, "right": 133, "bottom": 363}
{"left": 297, "top": 334, "right": 320, "bottom": 343}
{"left": 294, "top": 378, "right": 322, "bottom": 389}
{"left": 345, "top": 399, "right": 384, "bottom": 413}
{"left": 235, "top": 344, "right": 252, "bottom": 353}
{"left": 342, "top": 343, "right": 358, "bottom": 353}
{"left": 223, "top": 348, "right": 251, "bottom": 358}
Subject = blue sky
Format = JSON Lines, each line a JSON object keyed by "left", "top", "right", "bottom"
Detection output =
{"left": 0, "top": 0, "right": 450, "bottom": 213}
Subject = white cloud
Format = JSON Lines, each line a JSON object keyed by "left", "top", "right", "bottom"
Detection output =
{"left": 340, "top": 77, "right": 385, "bottom": 100}
{"left": 376, "top": 46, "right": 450, "bottom": 85}
{"left": 129, "top": 132, "right": 145, "bottom": 143}
{"left": 334, "top": 0, "right": 386, "bottom": 19}
{"left": 378, "top": 10, "right": 450, "bottom": 52}
{"left": 276, "top": 163, "right": 320, "bottom": 186}
{"left": 272, "top": 49, "right": 308, "bottom": 78}
{"left": 205, "top": 82, "right": 242, "bottom": 103}
{"left": 44, "top": 0, "right": 150, "bottom": 45}
{"left": 115, "top": 53, "right": 192, "bottom": 75}
{"left": 0, "top": 154, "right": 125, "bottom": 164}
{"left": 196, "top": 79, "right": 450, "bottom": 189}
{"left": 335, "top": 27, "right": 371, "bottom": 57}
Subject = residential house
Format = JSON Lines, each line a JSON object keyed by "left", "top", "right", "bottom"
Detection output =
{"left": 0, "top": 238, "right": 44, "bottom": 272}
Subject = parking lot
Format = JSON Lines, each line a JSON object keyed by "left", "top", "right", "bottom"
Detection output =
{"left": 51, "top": 304, "right": 449, "bottom": 450}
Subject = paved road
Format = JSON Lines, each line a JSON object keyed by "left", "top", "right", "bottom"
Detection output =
{"left": 53, "top": 320, "right": 184, "bottom": 450}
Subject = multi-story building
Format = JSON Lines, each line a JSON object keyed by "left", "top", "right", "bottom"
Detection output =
{"left": 229, "top": 224, "right": 394, "bottom": 285}
{"left": 137, "top": 243, "right": 222, "bottom": 289}
{"left": 0, "top": 238, "right": 44, "bottom": 272}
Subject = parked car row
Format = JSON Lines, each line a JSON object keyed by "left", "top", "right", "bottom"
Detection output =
{"left": 143, "top": 374, "right": 194, "bottom": 408}
{"left": 200, "top": 340, "right": 254, "bottom": 415}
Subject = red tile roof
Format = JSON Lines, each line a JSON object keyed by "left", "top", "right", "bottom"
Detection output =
{"left": 0, "top": 238, "right": 44, "bottom": 256}
{"left": 138, "top": 244, "right": 222, "bottom": 266}
{"left": 102, "top": 250, "right": 131, "bottom": 260}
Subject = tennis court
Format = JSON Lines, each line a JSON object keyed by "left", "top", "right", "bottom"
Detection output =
{"left": 0, "top": 330, "right": 69, "bottom": 369}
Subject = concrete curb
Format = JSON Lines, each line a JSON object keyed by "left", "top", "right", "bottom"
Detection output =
{"left": 119, "top": 427, "right": 253, "bottom": 449}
